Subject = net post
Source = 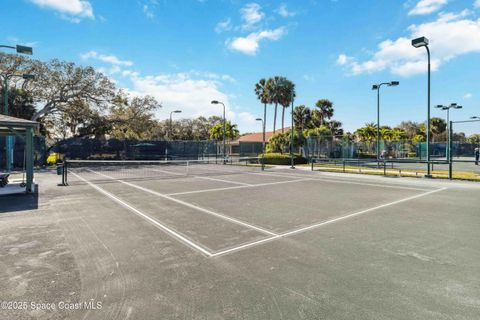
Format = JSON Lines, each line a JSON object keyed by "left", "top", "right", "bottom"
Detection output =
{"left": 383, "top": 160, "right": 386, "bottom": 176}
{"left": 343, "top": 160, "right": 346, "bottom": 173}
{"left": 63, "top": 160, "right": 68, "bottom": 186}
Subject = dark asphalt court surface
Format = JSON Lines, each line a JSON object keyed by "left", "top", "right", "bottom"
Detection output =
{"left": 0, "top": 165, "right": 479, "bottom": 319}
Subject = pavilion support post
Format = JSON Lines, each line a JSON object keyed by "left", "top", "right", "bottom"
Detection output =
{"left": 25, "top": 128, "right": 34, "bottom": 193}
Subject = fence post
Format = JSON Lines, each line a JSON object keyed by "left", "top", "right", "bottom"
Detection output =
{"left": 449, "top": 121, "right": 453, "bottom": 180}
{"left": 383, "top": 161, "right": 386, "bottom": 176}
{"left": 343, "top": 160, "right": 346, "bottom": 173}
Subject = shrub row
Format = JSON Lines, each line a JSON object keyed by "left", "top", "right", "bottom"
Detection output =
{"left": 259, "top": 153, "right": 308, "bottom": 165}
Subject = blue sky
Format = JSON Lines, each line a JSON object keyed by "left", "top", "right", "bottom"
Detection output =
{"left": 1, "top": 0, "right": 480, "bottom": 134}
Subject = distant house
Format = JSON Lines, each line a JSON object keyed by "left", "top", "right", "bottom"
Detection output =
{"left": 229, "top": 128, "right": 289, "bottom": 155}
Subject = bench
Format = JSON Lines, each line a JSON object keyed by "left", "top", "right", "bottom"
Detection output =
{"left": 0, "top": 174, "right": 9, "bottom": 188}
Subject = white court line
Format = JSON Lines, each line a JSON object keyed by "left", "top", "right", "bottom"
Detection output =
{"left": 211, "top": 187, "right": 447, "bottom": 257}
{"left": 87, "top": 169, "right": 278, "bottom": 236}
{"left": 195, "top": 176, "right": 253, "bottom": 186}
{"left": 167, "top": 178, "right": 312, "bottom": 196}
{"left": 70, "top": 172, "right": 213, "bottom": 257}
{"left": 150, "top": 168, "right": 185, "bottom": 176}
{"left": 151, "top": 166, "right": 258, "bottom": 186}
{"left": 249, "top": 171, "right": 434, "bottom": 192}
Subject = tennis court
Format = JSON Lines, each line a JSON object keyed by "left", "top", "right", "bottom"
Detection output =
{"left": 1, "top": 162, "right": 479, "bottom": 319}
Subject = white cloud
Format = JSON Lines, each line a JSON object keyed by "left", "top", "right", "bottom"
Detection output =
{"left": 408, "top": 0, "right": 448, "bottom": 15}
{"left": 228, "top": 27, "right": 286, "bottom": 55}
{"left": 475, "top": 0, "right": 480, "bottom": 8}
{"left": 124, "top": 72, "right": 236, "bottom": 121}
{"left": 303, "top": 74, "right": 315, "bottom": 81}
{"left": 215, "top": 18, "right": 232, "bottom": 33}
{"left": 336, "top": 54, "right": 351, "bottom": 65}
{"left": 240, "top": 3, "right": 265, "bottom": 30}
{"left": 142, "top": 0, "right": 158, "bottom": 19}
{"left": 29, "top": 0, "right": 94, "bottom": 20}
{"left": 463, "top": 93, "right": 473, "bottom": 99}
{"left": 143, "top": 5, "right": 154, "bottom": 19}
{"left": 81, "top": 51, "right": 133, "bottom": 67}
{"left": 277, "top": 3, "right": 296, "bottom": 17}
{"left": 339, "top": 10, "right": 480, "bottom": 76}
{"left": 238, "top": 112, "right": 258, "bottom": 126}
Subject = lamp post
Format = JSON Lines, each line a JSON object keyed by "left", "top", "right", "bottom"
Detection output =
{"left": 211, "top": 100, "right": 226, "bottom": 164}
{"left": 1, "top": 44, "right": 33, "bottom": 172}
{"left": 169, "top": 110, "right": 182, "bottom": 139}
{"left": 412, "top": 36, "right": 432, "bottom": 177}
{"left": 435, "top": 103, "right": 462, "bottom": 161}
{"left": 256, "top": 118, "right": 265, "bottom": 170}
{"left": 372, "top": 81, "right": 399, "bottom": 161}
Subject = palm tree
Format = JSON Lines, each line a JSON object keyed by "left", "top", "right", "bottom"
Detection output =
{"left": 254, "top": 78, "right": 271, "bottom": 144}
{"left": 267, "top": 76, "right": 283, "bottom": 133}
{"left": 327, "top": 120, "right": 343, "bottom": 137}
{"left": 314, "top": 99, "right": 334, "bottom": 127}
{"left": 380, "top": 126, "right": 394, "bottom": 142}
{"left": 278, "top": 78, "right": 295, "bottom": 133}
{"left": 293, "top": 105, "right": 311, "bottom": 132}
{"left": 355, "top": 122, "right": 377, "bottom": 154}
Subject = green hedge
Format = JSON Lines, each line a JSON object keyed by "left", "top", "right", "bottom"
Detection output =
{"left": 260, "top": 153, "right": 308, "bottom": 165}
{"left": 357, "top": 152, "right": 376, "bottom": 159}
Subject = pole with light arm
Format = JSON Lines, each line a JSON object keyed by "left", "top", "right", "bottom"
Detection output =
{"left": 0, "top": 44, "right": 33, "bottom": 172}
{"left": 372, "top": 81, "right": 399, "bottom": 162}
{"left": 211, "top": 100, "right": 226, "bottom": 164}
{"left": 169, "top": 110, "right": 182, "bottom": 139}
{"left": 412, "top": 36, "right": 432, "bottom": 177}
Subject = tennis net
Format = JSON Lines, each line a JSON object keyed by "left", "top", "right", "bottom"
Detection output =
{"left": 63, "top": 157, "right": 263, "bottom": 184}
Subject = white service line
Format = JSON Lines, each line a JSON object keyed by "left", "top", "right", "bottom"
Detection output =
{"left": 211, "top": 187, "right": 447, "bottom": 257}
{"left": 150, "top": 168, "right": 185, "bottom": 176}
{"left": 195, "top": 176, "right": 253, "bottom": 186}
{"left": 87, "top": 169, "right": 278, "bottom": 236}
{"left": 166, "top": 178, "right": 312, "bottom": 196}
{"left": 250, "top": 171, "right": 434, "bottom": 192}
{"left": 70, "top": 172, "right": 213, "bottom": 257}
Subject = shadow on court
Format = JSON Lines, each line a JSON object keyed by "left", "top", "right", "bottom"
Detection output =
{"left": 0, "top": 186, "right": 39, "bottom": 213}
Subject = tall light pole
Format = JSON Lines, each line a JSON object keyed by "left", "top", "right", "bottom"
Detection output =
{"left": 372, "top": 81, "right": 399, "bottom": 161}
{"left": 412, "top": 36, "right": 432, "bottom": 177}
{"left": 290, "top": 90, "right": 295, "bottom": 169}
{"left": 211, "top": 100, "right": 226, "bottom": 164}
{"left": 169, "top": 110, "right": 182, "bottom": 139}
{"left": 435, "top": 103, "right": 462, "bottom": 161}
{"left": 1, "top": 44, "right": 33, "bottom": 172}
{"left": 256, "top": 118, "right": 265, "bottom": 170}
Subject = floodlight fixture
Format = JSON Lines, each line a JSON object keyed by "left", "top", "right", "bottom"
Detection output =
{"left": 411, "top": 37, "right": 429, "bottom": 48}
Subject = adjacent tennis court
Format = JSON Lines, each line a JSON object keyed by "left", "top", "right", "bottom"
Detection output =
{"left": 1, "top": 164, "right": 479, "bottom": 319}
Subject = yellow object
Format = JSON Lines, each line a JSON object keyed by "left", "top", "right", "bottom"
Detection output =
{"left": 47, "top": 153, "right": 60, "bottom": 165}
